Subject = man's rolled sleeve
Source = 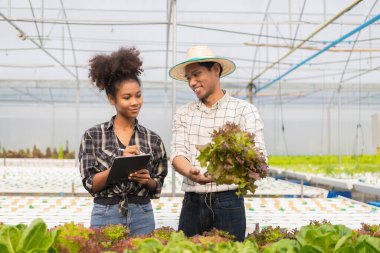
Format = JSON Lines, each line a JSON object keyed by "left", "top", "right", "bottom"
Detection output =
{"left": 241, "top": 104, "right": 268, "bottom": 159}
{"left": 170, "top": 109, "right": 191, "bottom": 163}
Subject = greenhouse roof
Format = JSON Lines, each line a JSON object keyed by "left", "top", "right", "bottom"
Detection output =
{"left": 1, "top": 0, "right": 380, "bottom": 107}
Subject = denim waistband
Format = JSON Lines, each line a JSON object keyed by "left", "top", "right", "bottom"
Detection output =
{"left": 186, "top": 190, "right": 238, "bottom": 200}
{"left": 94, "top": 195, "right": 150, "bottom": 205}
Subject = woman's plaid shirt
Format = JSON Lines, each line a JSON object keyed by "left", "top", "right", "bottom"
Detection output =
{"left": 79, "top": 116, "right": 168, "bottom": 215}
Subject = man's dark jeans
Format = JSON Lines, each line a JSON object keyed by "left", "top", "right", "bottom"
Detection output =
{"left": 178, "top": 190, "right": 246, "bottom": 241}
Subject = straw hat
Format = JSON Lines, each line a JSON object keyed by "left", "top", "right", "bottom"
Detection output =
{"left": 169, "top": 45, "right": 236, "bottom": 81}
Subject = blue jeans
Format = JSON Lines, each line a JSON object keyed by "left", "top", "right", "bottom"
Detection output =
{"left": 90, "top": 202, "right": 155, "bottom": 236}
{"left": 178, "top": 190, "right": 246, "bottom": 241}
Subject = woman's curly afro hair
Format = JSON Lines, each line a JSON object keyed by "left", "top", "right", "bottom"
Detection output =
{"left": 88, "top": 47, "right": 143, "bottom": 96}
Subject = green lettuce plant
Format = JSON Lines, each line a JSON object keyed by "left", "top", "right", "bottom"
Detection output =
{"left": 261, "top": 238, "right": 300, "bottom": 253}
{"left": 197, "top": 122, "right": 269, "bottom": 195}
{"left": 247, "top": 225, "right": 296, "bottom": 248}
{"left": 0, "top": 218, "right": 58, "bottom": 253}
{"left": 53, "top": 221, "right": 94, "bottom": 253}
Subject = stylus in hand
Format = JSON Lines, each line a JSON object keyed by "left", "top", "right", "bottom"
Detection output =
{"left": 118, "top": 147, "right": 145, "bottom": 155}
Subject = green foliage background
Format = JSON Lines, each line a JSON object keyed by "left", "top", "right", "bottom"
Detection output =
{"left": 0, "top": 145, "right": 75, "bottom": 159}
{"left": 269, "top": 155, "right": 380, "bottom": 175}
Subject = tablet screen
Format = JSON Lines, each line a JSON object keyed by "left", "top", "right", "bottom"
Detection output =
{"left": 106, "top": 154, "right": 151, "bottom": 185}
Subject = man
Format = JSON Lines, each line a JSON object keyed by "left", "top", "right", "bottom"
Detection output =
{"left": 169, "top": 45, "right": 267, "bottom": 241}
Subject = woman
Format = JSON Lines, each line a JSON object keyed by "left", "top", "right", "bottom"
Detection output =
{"left": 79, "top": 47, "right": 168, "bottom": 235}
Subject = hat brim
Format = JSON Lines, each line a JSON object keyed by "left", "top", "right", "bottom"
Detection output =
{"left": 169, "top": 57, "right": 236, "bottom": 81}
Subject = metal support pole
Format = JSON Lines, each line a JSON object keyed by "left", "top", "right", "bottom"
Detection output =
{"left": 327, "top": 106, "right": 331, "bottom": 155}
{"left": 41, "top": 0, "right": 44, "bottom": 46}
{"left": 338, "top": 86, "right": 342, "bottom": 165}
{"left": 171, "top": 0, "right": 177, "bottom": 197}
{"left": 59, "top": 0, "right": 81, "bottom": 166}
{"left": 75, "top": 82, "right": 80, "bottom": 166}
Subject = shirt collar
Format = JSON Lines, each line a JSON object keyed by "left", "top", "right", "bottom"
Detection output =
{"left": 106, "top": 115, "right": 143, "bottom": 132}
{"left": 196, "top": 90, "right": 229, "bottom": 111}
